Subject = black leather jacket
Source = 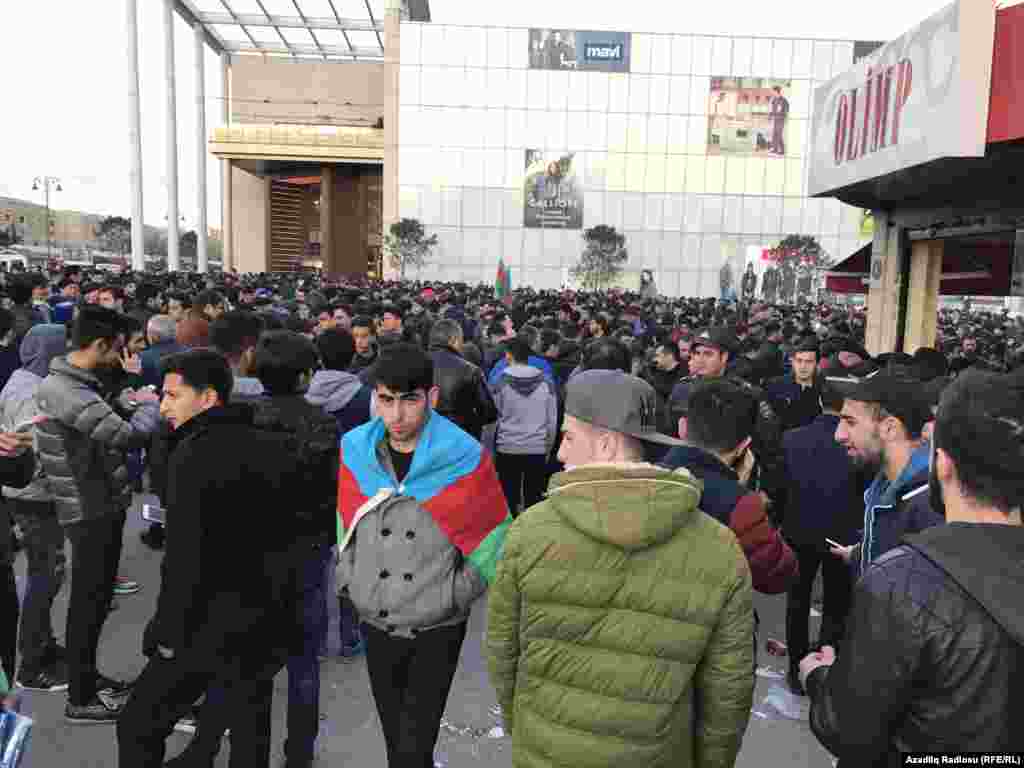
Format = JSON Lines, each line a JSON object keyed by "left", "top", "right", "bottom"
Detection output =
{"left": 428, "top": 345, "right": 497, "bottom": 441}
{"left": 806, "top": 523, "right": 1024, "bottom": 765}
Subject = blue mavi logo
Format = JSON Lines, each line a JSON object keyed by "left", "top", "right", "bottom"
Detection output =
{"left": 584, "top": 43, "right": 623, "bottom": 62}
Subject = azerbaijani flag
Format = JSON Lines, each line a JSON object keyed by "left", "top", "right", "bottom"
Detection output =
{"left": 337, "top": 412, "right": 511, "bottom": 584}
{"left": 495, "top": 259, "right": 512, "bottom": 301}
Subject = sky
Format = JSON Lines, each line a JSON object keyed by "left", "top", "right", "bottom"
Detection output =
{"left": 0, "top": 0, "right": 984, "bottom": 232}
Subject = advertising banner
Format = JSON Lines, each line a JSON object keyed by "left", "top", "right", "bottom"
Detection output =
{"left": 528, "top": 29, "right": 631, "bottom": 73}
{"left": 808, "top": 0, "right": 996, "bottom": 198}
{"left": 707, "top": 77, "right": 793, "bottom": 158}
{"left": 524, "top": 150, "right": 583, "bottom": 229}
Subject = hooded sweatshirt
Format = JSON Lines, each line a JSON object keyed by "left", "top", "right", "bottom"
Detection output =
{"left": 0, "top": 324, "right": 67, "bottom": 501}
{"left": 305, "top": 369, "right": 372, "bottom": 435}
{"left": 859, "top": 442, "right": 941, "bottom": 574}
{"left": 492, "top": 363, "right": 558, "bottom": 456}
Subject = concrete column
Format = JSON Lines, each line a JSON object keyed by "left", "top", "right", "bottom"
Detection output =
{"left": 220, "top": 53, "right": 233, "bottom": 272}
{"left": 381, "top": 0, "right": 401, "bottom": 280}
{"left": 903, "top": 239, "right": 943, "bottom": 354}
{"left": 195, "top": 23, "right": 208, "bottom": 273}
{"left": 163, "top": 0, "right": 180, "bottom": 272}
{"left": 864, "top": 212, "right": 904, "bottom": 356}
{"left": 126, "top": 0, "right": 145, "bottom": 272}
{"left": 321, "top": 165, "right": 335, "bottom": 275}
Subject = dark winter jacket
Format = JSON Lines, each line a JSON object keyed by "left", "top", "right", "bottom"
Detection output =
{"left": 348, "top": 347, "right": 377, "bottom": 376}
{"left": 672, "top": 375, "right": 786, "bottom": 511}
{"left": 145, "top": 404, "right": 302, "bottom": 657}
{"left": 35, "top": 357, "right": 161, "bottom": 525}
{"left": 780, "top": 414, "right": 864, "bottom": 549}
{"left": 766, "top": 375, "right": 822, "bottom": 432}
{"left": 305, "top": 369, "right": 372, "bottom": 436}
{"left": 806, "top": 523, "right": 1024, "bottom": 765}
{"left": 251, "top": 393, "right": 341, "bottom": 543}
{"left": 644, "top": 364, "right": 686, "bottom": 403}
{"left": 661, "top": 445, "right": 798, "bottom": 594}
{"left": 139, "top": 340, "right": 188, "bottom": 390}
{"left": 428, "top": 345, "right": 497, "bottom": 440}
{"left": 855, "top": 444, "right": 944, "bottom": 575}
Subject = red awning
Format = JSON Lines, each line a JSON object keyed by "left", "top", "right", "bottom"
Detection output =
{"left": 826, "top": 235, "right": 1015, "bottom": 296}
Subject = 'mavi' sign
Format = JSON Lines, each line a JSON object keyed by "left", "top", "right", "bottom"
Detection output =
{"left": 808, "top": 0, "right": 995, "bottom": 198}
{"left": 584, "top": 42, "right": 624, "bottom": 62}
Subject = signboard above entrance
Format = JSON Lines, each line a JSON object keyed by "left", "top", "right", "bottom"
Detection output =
{"left": 808, "top": 0, "right": 996, "bottom": 198}
{"left": 528, "top": 29, "right": 632, "bottom": 73}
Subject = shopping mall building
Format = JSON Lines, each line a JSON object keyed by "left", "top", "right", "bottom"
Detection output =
{"left": 158, "top": 0, "right": 882, "bottom": 296}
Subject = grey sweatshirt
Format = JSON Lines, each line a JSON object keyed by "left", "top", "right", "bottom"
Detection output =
{"left": 305, "top": 369, "right": 363, "bottom": 414}
{"left": 492, "top": 363, "right": 558, "bottom": 456}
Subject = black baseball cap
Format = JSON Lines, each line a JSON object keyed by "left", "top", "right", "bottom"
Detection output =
{"left": 691, "top": 328, "right": 739, "bottom": 357}
{"left": 565, "top": 370, "right": 685, "bottom": 447}
{"left": 827, "top": 369, "right": 934, "bottom": 436}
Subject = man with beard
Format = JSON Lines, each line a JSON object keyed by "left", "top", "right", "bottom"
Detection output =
{"left": 644, "top": 342, "right": 686, "bottom": 404}
{"left": 35, "top": 306, "right": 162, "bottom": 723}
{"left": 800, "top": 370, "right": 1024, "bottom": 764}
{"left": 829, "top": 370, "right": 943, "bottom": 577}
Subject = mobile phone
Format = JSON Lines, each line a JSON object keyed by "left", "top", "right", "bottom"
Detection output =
{"left": 141, "top": 504, "right": 166, "bottom": 524}
{"left": 824, "top": 537, "right": 843, "bottom": 548}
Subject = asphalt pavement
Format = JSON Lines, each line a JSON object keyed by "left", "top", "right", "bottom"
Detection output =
{"left": 12, "top": 497, "right": 836, "bottom": 767}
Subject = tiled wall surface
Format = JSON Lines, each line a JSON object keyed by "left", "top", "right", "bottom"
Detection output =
{"left": 397, "top": 24, "right": 870, "bottom": 295}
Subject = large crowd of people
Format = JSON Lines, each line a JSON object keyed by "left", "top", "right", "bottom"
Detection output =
{"left": 0, "top": 263, "right": 1021, "bottom": 767}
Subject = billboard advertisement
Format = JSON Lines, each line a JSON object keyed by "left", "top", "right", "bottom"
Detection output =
{"left": 707, "top": 77, "right": 793, "bottom": 158}
{"left": 528, "top": 29, "right": 631, "bottom": 73}
{"left": 524, "top": 150, "right": 583, "bottom": 229}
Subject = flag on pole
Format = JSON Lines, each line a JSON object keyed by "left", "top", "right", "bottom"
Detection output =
{"left": 496, "top": 259, "right": 511, "bottom": 300}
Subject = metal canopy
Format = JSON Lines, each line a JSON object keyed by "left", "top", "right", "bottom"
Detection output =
{"left": 175, "top": 0, "right": 430, "bottom": 61}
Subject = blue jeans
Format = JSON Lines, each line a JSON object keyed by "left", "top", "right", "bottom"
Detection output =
{"left": 284, "top": 540, "right": 331, "bottom": 764}
{"left": 339, "top": 594, "right": 362, "bottom": 653}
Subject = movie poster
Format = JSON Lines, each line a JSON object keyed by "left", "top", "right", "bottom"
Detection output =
{"left": 707, "top": 77, "right": 793, "bottom": 158}
{"left": 524, "top": 150, "right": 583, "bottom": 229}
{"left": 528, "top": 28, "right": 631, "bottom": 73}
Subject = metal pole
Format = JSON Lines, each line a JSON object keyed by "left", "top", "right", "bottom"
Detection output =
{"left": 220, "top": 52, "right": 232, "bottom": 272}
{"left": 163, "top": 0, "right": 180, "bottom": 272}
{"left": 45, "top": 182, "right": 51, "bottom": 262}
{"left": 127, "top": 0, "right": 145, "bottom": 272}
{"left": 195, "top": 23, "right": 208, "bottom": 273}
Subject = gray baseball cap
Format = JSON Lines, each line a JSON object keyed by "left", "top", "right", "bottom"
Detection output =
{"left": 565, "top": 369, "right": 686, "bottom": 447}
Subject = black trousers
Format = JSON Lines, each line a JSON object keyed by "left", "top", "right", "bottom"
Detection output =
{"left": 495, "top": 452, "right": 548, "bottom": 516}
{"left": 117, "top": 644, "right": 278, "bottom": 768}
{"left": 65, "top": 511, "right": 126, "bottom": 704}
{"left": 785, "top": 543, "right": 853, "bottom": 670}
{"left": 11, "top": 500, "right": 64, "bottom": 678}
{"left": 0, "top": 499, "right": 17, "bottom": 684}
{"left": 365, "top": 622, "right": 467, "bottom": 768}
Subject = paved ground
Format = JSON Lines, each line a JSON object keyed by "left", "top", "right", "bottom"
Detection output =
{"left": 12, "top": 498, "right": 836, "bottom": 767}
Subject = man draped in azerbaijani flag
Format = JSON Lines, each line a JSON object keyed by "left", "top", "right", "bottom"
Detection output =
{"left": 335, "top": 342, "right": 511, "bottom": 767}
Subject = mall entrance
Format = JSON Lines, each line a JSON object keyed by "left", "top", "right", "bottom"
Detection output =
{"left": 231, "top": 158, "right": 382, "bottom": 278}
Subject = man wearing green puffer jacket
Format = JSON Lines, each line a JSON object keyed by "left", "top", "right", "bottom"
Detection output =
{"left": 487, "top": 369, "right": 756, "bottom": 768}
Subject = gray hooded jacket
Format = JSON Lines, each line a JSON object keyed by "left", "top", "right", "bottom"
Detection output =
{"left": 305, "top": 369, "right": 363, "bottom": 415}
{"left": 0, "top": 325, "right": 67, "bottom": 501}
{"left": 492, "top": 363, "right": 558, "bottom": 456}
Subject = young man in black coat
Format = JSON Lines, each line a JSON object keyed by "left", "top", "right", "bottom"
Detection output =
{"left": 800, "top": 371, "right": 1024, "bottom": 764}
{"left": 172, "top": 332, "right": 341, "bottom": 768}
{"left": 116, "top": 350, "right": 302, "bottom": 768}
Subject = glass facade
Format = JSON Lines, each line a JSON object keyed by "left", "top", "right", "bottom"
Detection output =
{"left": 397, "top": 24, "right": 871, "bottom": 296}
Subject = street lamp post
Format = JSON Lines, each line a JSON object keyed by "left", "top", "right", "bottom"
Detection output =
{"left": 31, "top": 176, "right": 62, "bottom": 262}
